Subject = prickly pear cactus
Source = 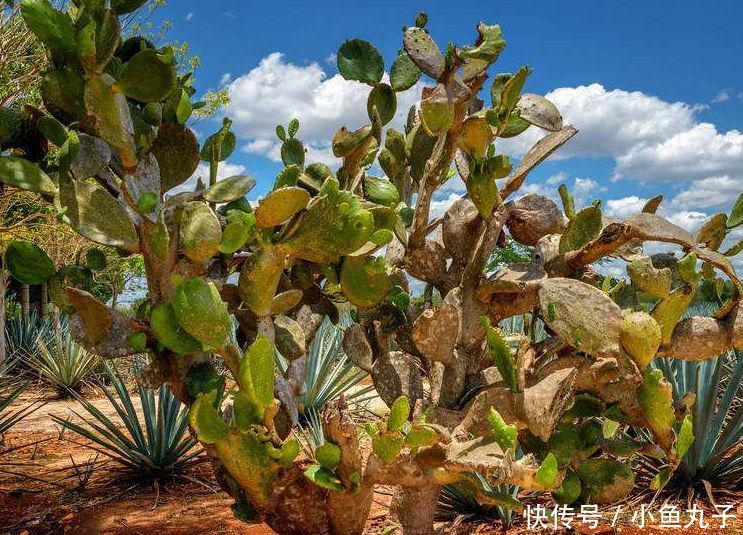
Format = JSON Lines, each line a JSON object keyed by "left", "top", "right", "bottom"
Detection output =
{"left": 5, "top": 4, "right": 743, "bottom": 535}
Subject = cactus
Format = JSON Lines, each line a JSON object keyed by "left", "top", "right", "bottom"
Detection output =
{"left": 6, "top": 5, "right": 743, "bottom": 534}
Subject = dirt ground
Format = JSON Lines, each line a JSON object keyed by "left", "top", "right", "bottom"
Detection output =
{"left": 1, "top": 396, "right": 742, "bottom": 534}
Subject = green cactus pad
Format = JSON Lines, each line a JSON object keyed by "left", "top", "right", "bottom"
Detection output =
{"left": 200, "top": 130, "right": 237, "bottom": 162}
{"left": 5, "top": 241, "right": 55, "bottom": 285}
{"left": 483, "top": 318, "right": 517, "bottom": 391}
{"left": 215, "top": 431, "right": 280, "bottom": 507}
{"left": 238, "top": 334, "right": 275, "bottom": 422}
{"left": 367, "top": 83, "right": 397, "bottom": 125}
{"left": 280, "top": 138, "right": 305, "bottom": 168}
{"left": 303, "top": 464, "right": 344, "bottom": 492}
{"left": 85, "top": 248, "right": 107, "bottom": 270}
{"left": 675, "top": 415, "right": 694, "bottom": 460}
{"left": 270, "top": 289, "right": 303, "bottom": 316}
{"left": 0, "top": 156, "right": 57, "bottom": 195}
{"left": 332, "top": 124, "right": 373, "bottom": 158}
{"left": 387, "top": 396, "right": 411, "bottom": 432}
{"left": 677, "top": 252, "right": 699, "bottom": 283}
{"left": 637, "top": 368, "right": 675, "bottom": 451}
{"left": 186, "top": 362, "right": 226, "bottom": 401}
{"left": 559, "top": 205, "right": 603, "bottom": 253}
{"left": 20, "top": 0, "right": 76, "bottom": 60}
{"left": 273, "top": 165, "right": 301, "bottom": 190}
{"left": 372, "top": 433, "right": 404, "bottom": 464}
{"left": 179, "top": 202, "right": 222, "bottom": 262}
{"left": 420, "top": 84, "right": 453, "bottom": 135}
{"left": 58, "top": 179, "right": 138, "bottom": 250}
{"left": 620, "top": 311, "right": 662, "bottom": 369}
{"left": 48, "top": 266, "right": 93, "bottom": 312}
{"left": 171, "top": 278, "right": 231, "bottom": 349}
{"left": 390, "top": 51, "right": 421, "bottom": 92}
{"left": 164, "top": 88, "right": 192, "bottom": 125}
{"left": 84, "top": 74, "right": 138, "bottom": 170}
{"left": 303, "top": 162, "right": 333, "bottom": 189}
{"left": 202, "top": 175, "right": 255, "bottom": 203}
{"left": 115, "top": 49, "right": 176, "bottom": 103}
{"left": 265, "top": 438, "right": 300, "bottom": 467}
{"left": 553, "top": 470, "right": 581, "bottom": 504}
{"left": 459, "top": 116, "right": 493, "bottom": 159}
{"left": 238, "top": 245, "right": 285, "bottom": 316}
{"left": 87, "top": 7, "right": 121, "bottom": 70}
{"left": 407, "top": 124, "right": 436, "bottom": 181}
{"left": 281, "top": 179, "right": 375, "bottom": 263}
{"left": 219, "top": 211, "right": 255, "bottom": 254}
{"left": 336, "top": 39, "right": 384, "bottom": 85}
{"left": 728, "top": 193, "right": 743, "bottom": 228}
{"left": 363, "top": 175, "right": 400, "bottom": 207}
{"left": 487, "top": 408, "right": 517, "bottom": 451}
{"left": 627, "top": 256, "right": 672, "bottom": 298}
{"left": 150, "top": 124, "right": 200, "bottom": 193}
{"left": 405, "top": 425, "right": 438, "bottom": 448}
{"left": 576, "top": 458, "right": 635, "bottom": 504}
{"left": 254, "top": 187, "right": 310, "bottom": 228}
{"left": 189, "top": 390, "right": 229, "bottom": 444}
{"left": 403, "top": 27, "right": 444, "bottom": 79}
{"left": 460, "top": 23, "right": 505, "bottom": 63}
{"left": 315, "top": 442, "right": 342, "bottom": 470}
{"left": 499, "top": 113, "right": 532, "bottom": 138}
{"left": 340, "top": 256, "right": 390, "bottom": 309}
{"left": 696, "top": 212, "right": 727, "bottom": 247}
{"left": 41, "top": 69, "right": 86, "bottom": 123}
{"left": 467, "top": 156, "right": 509, "bottom": 220}
{"left": 151, "top": 302, "right": 204, "bottom": 354}
{"left": 233, "top": 390, "right": 264, "bottom": 428}
{"left": 534, "top": 453, "right": 559, "bottom": 488}
{"left": 650, "top": 285, "right": 695, "bottom": 345}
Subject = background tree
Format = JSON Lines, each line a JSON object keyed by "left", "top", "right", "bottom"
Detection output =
{"left": 2, "top": 3, "right": 742, "bottom": 535}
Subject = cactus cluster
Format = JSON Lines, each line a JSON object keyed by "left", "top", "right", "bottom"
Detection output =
{"left": 3, "top": 3, "right": 743, "bottom": 534}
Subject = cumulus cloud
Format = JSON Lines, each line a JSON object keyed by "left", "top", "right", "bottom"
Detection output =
{"left": 604, "top": 196, "right": 648, "bottom": 219}
{"left": 223, "top": 53, "right": 423, "bottom": 167}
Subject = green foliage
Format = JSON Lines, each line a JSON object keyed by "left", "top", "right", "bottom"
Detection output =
{"left": 23, "top": 326, "right": 99, "bottom": 397}
{"left": 52, "top": 363, "right": 200, "bottom": 480}
{"left": 0, "top": 381, "right": 45, "bottom": 435}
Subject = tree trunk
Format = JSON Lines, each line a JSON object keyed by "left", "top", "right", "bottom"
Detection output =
{"left": 20, "top": 283, "right": 30, "bottom": 320}
{"left": 40, "top": 281, "right": 48, "bottom": 316}
{"left": 390, "top": 484, "right": 441, "bottom": 535}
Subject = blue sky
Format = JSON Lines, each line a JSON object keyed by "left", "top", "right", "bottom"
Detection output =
{"left": 145, "top": 1, "right": 743, "bottom": 267}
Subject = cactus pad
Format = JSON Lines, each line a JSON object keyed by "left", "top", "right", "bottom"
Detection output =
{"left": 620, "top": 311, "right": 662, "bottom": 369}
{"left": 58, "top": 179, "right": 138, "bottom": 250}
{"left": 150, "top": 124, "right": 200, "bottom": 193}
{"left": 0, "top": 156, "right": 57, "bottom": 195}
{"left": 171, "top": 278, "right": 231, "bottom": 349}
{"left": 336, "top": 39, "right": 384, "bottom": 86}
{"left": 340, "top": 256, "right": 390, "bottom": 309}
{"left": 254, "top": 187, "right": 310, "bottom": 228}
{"left": 5, "top": 241, "right": 55, "bottom": 285}
{"left": 179, "top": 202, "right": 222, "bottom": 262}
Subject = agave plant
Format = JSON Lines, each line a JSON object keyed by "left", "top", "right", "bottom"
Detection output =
{"left": 4, "top": 310, "right": 55, "bottom": 368}
{"left": 648, "top": 348, "right": 743, "bottom": 498}
{"left": 24, "top": 328, "right": 99, "bottom": 396}
{"left": 51, "top": 363, "right": 201, "bottom": 481}
{"left": 437, "top": 473, "right": 519, "bottom": 528}
{"left": 0, "top": 381, "right": 45, "bottom": 436}
{"left": 278, "top": 316, "right": 375, "bottom": 418}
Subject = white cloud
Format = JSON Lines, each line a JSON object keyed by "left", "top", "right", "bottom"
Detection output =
{"left": 615, "top": 123, "right": 743, "bottom": 181}
{"left": 664, "top": 210, "right": 708, "bottom": 232}
{"left": 546, "top": 171, "right": 568, "bottom": 186}
{"left": 223, "top": 52, "right": 423, "bottom": 167}
{"left": 220, "top": 73, "right": 232, "bottom": 86}
{"left": 669, "top": 175, "right": 743, "bottom": 211}
{"left": 712, "top": 89, "right": 731, "bottom": 103}
{"left": 604, "top": 196, "right": 648, "bottom": 219}
{"left": 184, "top": 12, "right": 194, "bottom": 22}
{"left": 430, "top": 193, "right": 462, "bottom": 219}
